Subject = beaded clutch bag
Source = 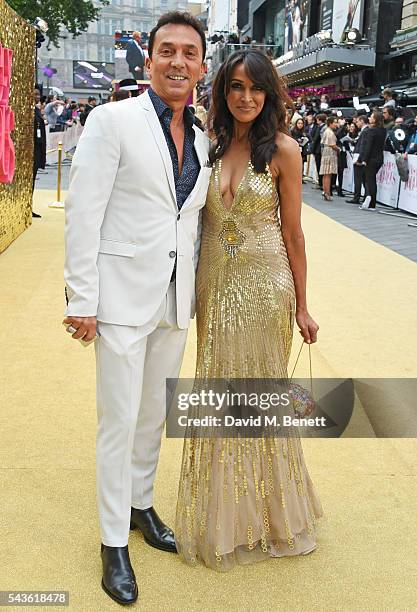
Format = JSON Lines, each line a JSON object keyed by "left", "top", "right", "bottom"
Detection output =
{"left": 289, "top": 341, "right": 315, "bottom": 418}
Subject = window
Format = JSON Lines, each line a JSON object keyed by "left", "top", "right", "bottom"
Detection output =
{"left": 135, "top": 0, "right": 147, "bottom": 7}
{"left": 72, "top": 42, "right": 87, "bottom": 60}
{"left": 98, "top": 18, "right": 122, "bottom": 36}
{"left": 133, "top": 21, "right": 150, "bottom": 33}
{"left": 98, "top": 46, "right": 115, "bottom": 62}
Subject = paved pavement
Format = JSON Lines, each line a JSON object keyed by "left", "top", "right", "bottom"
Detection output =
{"left": 302, "top": 181, "right": 417, "bottom": 263}
{"left": 36, "top": 164, "right": 417, "bottom": 264}
{"left": 35, "top": 160, "right": 71, "bottom": 191}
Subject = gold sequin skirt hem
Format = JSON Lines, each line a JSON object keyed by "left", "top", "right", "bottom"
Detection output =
{"left": 176, "top": 513, "right": 326, "bottom": 572}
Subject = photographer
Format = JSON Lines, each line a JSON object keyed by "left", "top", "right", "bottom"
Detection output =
{"left": 382, "top": 88, "right": 396, "bottom": 109}
{"left": 406, "top": 116, "right": 417, "bottom": 155}
{"left": 44, "top": 95, "right": 66, "bottom": 132}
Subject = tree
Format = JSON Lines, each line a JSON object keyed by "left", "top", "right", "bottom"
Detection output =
{"left": 7, "top": 0, "right": 109, "bottom": 47}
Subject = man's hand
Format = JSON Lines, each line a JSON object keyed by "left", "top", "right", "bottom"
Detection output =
{"left": 63, "top": 316, "right": 97, "bottom": 342}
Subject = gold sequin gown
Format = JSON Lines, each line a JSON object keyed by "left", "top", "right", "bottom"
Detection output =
{"left": 175, "top": 159, "right": 324, "bottom": 571}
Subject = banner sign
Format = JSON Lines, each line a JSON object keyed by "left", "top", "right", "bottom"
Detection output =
{"left": 114, "top": 31, "right": 150, "bottom": 83}
{"left": 284, "top": 1, "right": 312, "bottom": 53}
{"left": 343, "top": 152, "right": 355, "bottom": 193}
{"left": 320, "top": 0, "right": 334, "bottom": 32}
{"left": 320, "top": 0, "right": 364, "bottom": 42}
{"left": 0, "top": 43, "right": 15, "bottom": 183}
{"left": 376, "top": 152, "right": 401, "bottom": 208}
{"left": 332, "top": 0, "right": 364, "bottom": 43}
{"left": 73, "top": 61, "right": 114, "bottom": 90}
{"left": 398, "top": 154, "right": 417, "bottom": 215}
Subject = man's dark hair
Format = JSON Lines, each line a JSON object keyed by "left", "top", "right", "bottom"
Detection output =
{"left": 148, "top": 11, "right": 206, "bottom": 60}
{"left": 358, "top": 114, "right": 369, "bottom": 124}
{"left": 383, "top": 106, "right": 395, "bottom": 119}
{"left": 88, "top": 96, "right": 96, "bottom": 103}
{"left": 316, "top": 113, "right": 327, "bottom": 123}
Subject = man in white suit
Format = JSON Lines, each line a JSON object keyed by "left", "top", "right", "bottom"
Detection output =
{"left": 63, "top": 12, "right": 210, "bottom": 605}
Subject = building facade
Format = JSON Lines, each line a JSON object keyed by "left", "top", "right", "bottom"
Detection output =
{"left": 388, "top": 0, "right": 417, "bottom": 95}
{"left": 207, "top": 0, "right": 238, "bottom": 38}
{"left": 245, "top": 0, "right": 403, "bottom": 101}
{"left": 207, "top": 0, "right": 405, "bottom": 103}
{"left": 38, "top": 0, "right": 190, "bottom": 98}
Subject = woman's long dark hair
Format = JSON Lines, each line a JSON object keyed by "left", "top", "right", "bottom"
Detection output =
{"left": 208, "top": 49, "right": 293, "bottom": 173}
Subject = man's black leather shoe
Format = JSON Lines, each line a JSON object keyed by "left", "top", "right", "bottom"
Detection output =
{"left": 345, "top": 198, "right": 360, "bottom": 204}
{"left": 130, "top": 507, "right": 177, "bottom": 553}
{"left": 101, "top": 544, "right": 138, "bottom": 605}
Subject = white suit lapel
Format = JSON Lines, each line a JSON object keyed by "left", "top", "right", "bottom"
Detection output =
{"left": 139, "top": 91, "right": 177, "bottom": 206}
{"left": 180, "top": 126, "right": 211, "bottom": 210}
{"left": 193, "top": 125, "right": 209, "bottom": 168}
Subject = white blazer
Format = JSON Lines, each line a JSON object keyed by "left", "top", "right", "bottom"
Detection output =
{"left": 64, "top": 91, "right": 211, "bottom": 329}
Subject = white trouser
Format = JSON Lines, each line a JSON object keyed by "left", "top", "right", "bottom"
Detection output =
{"left": 95, "top": 282, "right": 188, "bottom": 547}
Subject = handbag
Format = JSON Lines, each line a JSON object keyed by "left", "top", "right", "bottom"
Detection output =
{"left": 289, "top": 341, "right": 315, "bottom": 418}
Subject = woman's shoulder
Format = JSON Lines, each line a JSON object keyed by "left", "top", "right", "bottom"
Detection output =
{"left": 275, "top": 131, "right": 300, "bottom": 154}
{"left": 270, "top": 131, "right": 301, "bottom": 177}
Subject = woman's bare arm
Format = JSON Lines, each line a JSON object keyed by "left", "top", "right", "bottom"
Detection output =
{"left": 270, "top": 134, "right": 319, "bottom": 343}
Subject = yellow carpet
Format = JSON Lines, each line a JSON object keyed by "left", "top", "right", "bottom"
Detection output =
{"left": 1, "top": 190, "right": 416, "bottom": 612}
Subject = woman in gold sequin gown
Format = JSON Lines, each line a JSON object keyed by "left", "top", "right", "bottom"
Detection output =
{"left": 175, "top": 50, "right": 324, "bottom": 571}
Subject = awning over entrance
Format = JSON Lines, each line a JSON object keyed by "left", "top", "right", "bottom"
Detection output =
{"left": 275, "top": 45, "right": 376, "bottom": 86}
{"left": 386, "top": 43, "right": 417, "bottom": 59}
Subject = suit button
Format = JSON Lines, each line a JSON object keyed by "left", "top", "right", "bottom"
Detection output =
{"left": 169, "top": 251, "right": 176, "bottom": 258}
{"left": 177, "top": 213, "right": 180, "bottom": 220}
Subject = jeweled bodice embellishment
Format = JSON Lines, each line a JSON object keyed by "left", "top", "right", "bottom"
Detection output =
{"left": 219, "top": 217, "right": 246, "bottom": 257}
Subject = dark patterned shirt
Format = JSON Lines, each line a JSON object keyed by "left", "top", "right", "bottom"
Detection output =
{"left": 148, "top": 87, "right": 200, "bottom": 210}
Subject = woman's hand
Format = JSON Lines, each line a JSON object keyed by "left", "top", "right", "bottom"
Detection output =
{"left": 296, "top": 309, "right": 319, "bottom": 344}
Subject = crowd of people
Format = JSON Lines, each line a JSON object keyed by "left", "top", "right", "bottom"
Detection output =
{"left": 288, "top": 88, "right": 417, "bottom": 209}
{"left": 34, "top": 78, "right": 417, "bottom": 215}
{"left": 37, "top": 93, "right": 99, "bottom": 131}
{"left": 32, "top": 80, "right": 208, "bottom": 218}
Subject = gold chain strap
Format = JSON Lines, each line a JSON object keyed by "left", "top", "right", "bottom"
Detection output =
{"left": 290, "top": 341, "right": 313, "bottom": 394}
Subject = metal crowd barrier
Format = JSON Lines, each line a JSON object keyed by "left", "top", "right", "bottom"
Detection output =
{"left": 48, "top": 142, "right": 64, "bottom": 208}
{"left": 46, "top": 123, "right": 82, "bottom": 209}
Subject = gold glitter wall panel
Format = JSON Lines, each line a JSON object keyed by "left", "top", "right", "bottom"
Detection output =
{"left": 0, "top": 0, "right": 35, "bottom": 254}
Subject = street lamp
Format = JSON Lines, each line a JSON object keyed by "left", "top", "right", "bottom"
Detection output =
{"left": 33, "top": 17, "right": 49, "bottom": 86}
{"left": 34, "top": 17, "right": 48, "bottom": 33}
{"left": 344, "top": 28, "right": 362, "bottom": 45}
{"left": 317, "top": 30, "right": 333, "bottom": 43}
